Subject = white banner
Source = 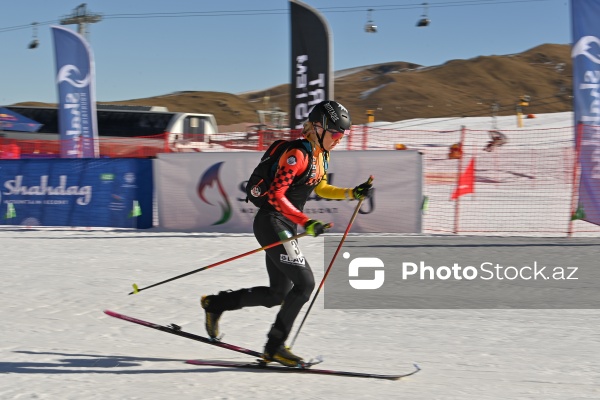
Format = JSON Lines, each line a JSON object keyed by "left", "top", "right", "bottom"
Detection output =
{"left": 155, "top": 151, "right": 422, "bottom": 233}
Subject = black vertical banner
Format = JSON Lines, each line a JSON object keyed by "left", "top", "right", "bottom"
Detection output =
{"left": 290, "top": 0, "right": 332, "bottom": 129}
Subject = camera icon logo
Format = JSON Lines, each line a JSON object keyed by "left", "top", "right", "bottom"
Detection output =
{"left": 345, "top": 252, "right": 385, "bottom": 290}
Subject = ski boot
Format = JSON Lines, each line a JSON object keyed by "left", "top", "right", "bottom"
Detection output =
{"left": 263, "top": 344, "right": 305, "bottom": 368}
{"left": 200, "top": 295, "right": 222, "bottom": 341}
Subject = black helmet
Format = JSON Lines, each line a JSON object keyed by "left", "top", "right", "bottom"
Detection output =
{"left": 308, "top": 100, "right": 352, "bottom": 132}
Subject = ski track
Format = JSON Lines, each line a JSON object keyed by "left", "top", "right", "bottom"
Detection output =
{"left": 1, "top": 231, "right": 599, "bottom": 399}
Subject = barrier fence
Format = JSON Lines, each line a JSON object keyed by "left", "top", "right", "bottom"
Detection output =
{"left": 1, "top": 125, "right": 598, "bottom": 235}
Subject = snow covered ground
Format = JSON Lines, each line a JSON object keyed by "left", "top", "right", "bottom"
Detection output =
{"left": 1, "top": 230, "right": 599, "bottom": 399}
{"left": 2, "top": 112, "right": 599, "bottom": 399}
{"left": 369, "top": 111, "right": 575, "bottom": 131}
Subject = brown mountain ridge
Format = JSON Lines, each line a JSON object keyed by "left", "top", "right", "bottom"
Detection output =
{"left": 17, "top": 43, "right": 572, "bottom": 128}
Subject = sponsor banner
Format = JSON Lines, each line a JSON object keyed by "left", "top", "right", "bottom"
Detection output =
{"left": 155, "top": 151, "right": 422, "bottom": 233}
{"left": 52, "top": 26, "right": 99, "bottom": 158}
{"left": 290, "top": 0, "right": 332, "bottom": 129}
{"left": 0, "top": 159, "right": 152, "bottom": 228}
{"left": 324, "top": 236, "right": 600, "bottom": 309}
{"left": 0, "top": 107, "right": 42, "bottom": 133}
{"left": 572, "top": 1, "right": 600, "bottom": 225}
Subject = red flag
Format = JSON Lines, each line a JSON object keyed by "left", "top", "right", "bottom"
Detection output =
{"left": 451, "top": 158, "right": 475, "bottom": 199}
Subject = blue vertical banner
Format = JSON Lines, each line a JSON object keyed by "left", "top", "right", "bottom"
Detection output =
{"left": 572, "top": 0, "right": 600, "bottom": 226}
{"left": 52, "top": 26, "right": 99, "bottom": 159}
{"left": 289, "top": 0, "right": 332, "bottom": 129}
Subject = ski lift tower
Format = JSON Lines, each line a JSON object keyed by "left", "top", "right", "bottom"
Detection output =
{"left": 60, "top": 3, "right": 102, "bottom": 38}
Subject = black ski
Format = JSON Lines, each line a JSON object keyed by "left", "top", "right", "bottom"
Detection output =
{"left": 186, "top": 359, "right": 420, "bottom": 380}
{"left": 104, "top": 309, "right": 262, "bottom": 358}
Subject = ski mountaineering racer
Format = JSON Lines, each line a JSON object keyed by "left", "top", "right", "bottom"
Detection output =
{"left": 200, "top": 100, "right": 374, "bottom": 368}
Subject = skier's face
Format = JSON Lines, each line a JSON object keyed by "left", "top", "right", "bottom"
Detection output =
{"left": 315, "top": 124, "right": 343, "bottom": 151}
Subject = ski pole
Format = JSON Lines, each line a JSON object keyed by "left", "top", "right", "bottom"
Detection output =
{"left": 130, "top": 231, "right": 309, "bottom": 295}
{"left": 289, "top": 176, "right": 373, "bottom": 348}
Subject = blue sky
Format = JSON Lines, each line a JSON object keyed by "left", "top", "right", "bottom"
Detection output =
{"left": 0, "top": 0, "right": 570, "bottom": 106}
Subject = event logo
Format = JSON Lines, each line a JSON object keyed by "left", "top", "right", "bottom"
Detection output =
{"left": 57, "top": 65, "right": 91, "bottom": 88}
{"left": 572, "top": 36, "right": 600, "bottom": 64}
{"left": 197, "top": 162, "right": 232, "bottom": 225}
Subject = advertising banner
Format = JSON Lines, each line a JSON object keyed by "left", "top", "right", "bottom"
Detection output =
{"left": 0, "top": 107, "right": 42, "bottom": 132}
{"left": 572, "top": 0, "right": 600, "bottom": 225}
{"left": 52, "top": 26, "right": 99, "bottom": 158}
{"left": 155, "top": 151, "right": 422, "bottom": 233}
{"left": 290, "top": 0, "right": 332, "bottom": 129}
{"left": 0, "top": 159, "right": 152, "bottom": 228}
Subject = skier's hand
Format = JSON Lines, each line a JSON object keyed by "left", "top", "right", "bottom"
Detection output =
{"left": 304, "top": 220, "right": 332, "bottom": 237}
{"left": 353, "top": 179, "right": 373, "bottom": 200}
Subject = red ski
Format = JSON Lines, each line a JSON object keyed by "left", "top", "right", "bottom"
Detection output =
{"left": 186, "top": 359, "right": 420, "bottom": 381}
{"left": 104, "top": 309, "right": 262, "bottom": 358}
{"left": 104, "top": 310, "right": 420, "bottom": 380}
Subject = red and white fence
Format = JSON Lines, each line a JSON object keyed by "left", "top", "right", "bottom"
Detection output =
{"left": 2, "top": 124, "right": 598, "bottom": 236}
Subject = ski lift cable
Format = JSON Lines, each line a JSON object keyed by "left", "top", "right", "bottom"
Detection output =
{"left": 0, "top": 0, "right": 557, "bottom": 33}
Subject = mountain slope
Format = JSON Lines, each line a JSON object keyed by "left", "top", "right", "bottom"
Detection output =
{"left": 16, "top": 43, "right": 571, "bottom": 127}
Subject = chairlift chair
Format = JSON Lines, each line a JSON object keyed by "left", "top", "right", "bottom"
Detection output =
{"left": 416, "top": 3, "right": 430, "bottom": 27}
{"left": 28, "top": 22, "right": 39, "bottom": 49}
{"left": 416, "top": 18, "right": 430, "bottom": 27}
{"left": 365, "top": 9, "right": 377, "bottom": 33}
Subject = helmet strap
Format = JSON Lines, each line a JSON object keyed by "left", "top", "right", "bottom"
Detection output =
{"left": 316, "top": 116, "right": 327, "bottom": 150}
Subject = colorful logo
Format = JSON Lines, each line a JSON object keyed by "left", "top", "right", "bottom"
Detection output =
{"left": 197, "top": 162, "right": 232, "bottom": 225}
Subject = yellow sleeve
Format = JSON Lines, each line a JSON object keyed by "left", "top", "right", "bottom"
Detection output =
{"left": 314, "top": 174, "right": 355, "bottom": 200}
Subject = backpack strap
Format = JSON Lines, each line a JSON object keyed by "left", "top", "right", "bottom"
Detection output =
{"left": 267, "top": 140, "right": 287, "bottom": 157}
{"left": 295, "top": 139, "right": 315, "bottom": 186}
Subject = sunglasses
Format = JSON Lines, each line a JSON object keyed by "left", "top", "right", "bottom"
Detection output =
{"left": 317, "top": 125, "right": 348, "bottom": 140}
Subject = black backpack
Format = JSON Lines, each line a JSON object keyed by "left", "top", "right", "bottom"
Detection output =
{"left": 245, "top": 139, "right": 312, "bottom": 207}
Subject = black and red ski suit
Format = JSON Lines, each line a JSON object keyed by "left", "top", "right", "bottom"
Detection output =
{"left": 206, "top": 139, "right": 356, "bottom": 350}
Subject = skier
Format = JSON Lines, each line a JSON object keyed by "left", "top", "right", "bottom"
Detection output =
{"left": 200, "top": 100, "right": 373, "bottom": 367}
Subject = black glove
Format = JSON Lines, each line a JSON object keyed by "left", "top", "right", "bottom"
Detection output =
{"left": 304, "top": 219, "right": 330, "bottom": 237}
{"left": 353, "top": 180, "right": 373, "bottom": 200}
